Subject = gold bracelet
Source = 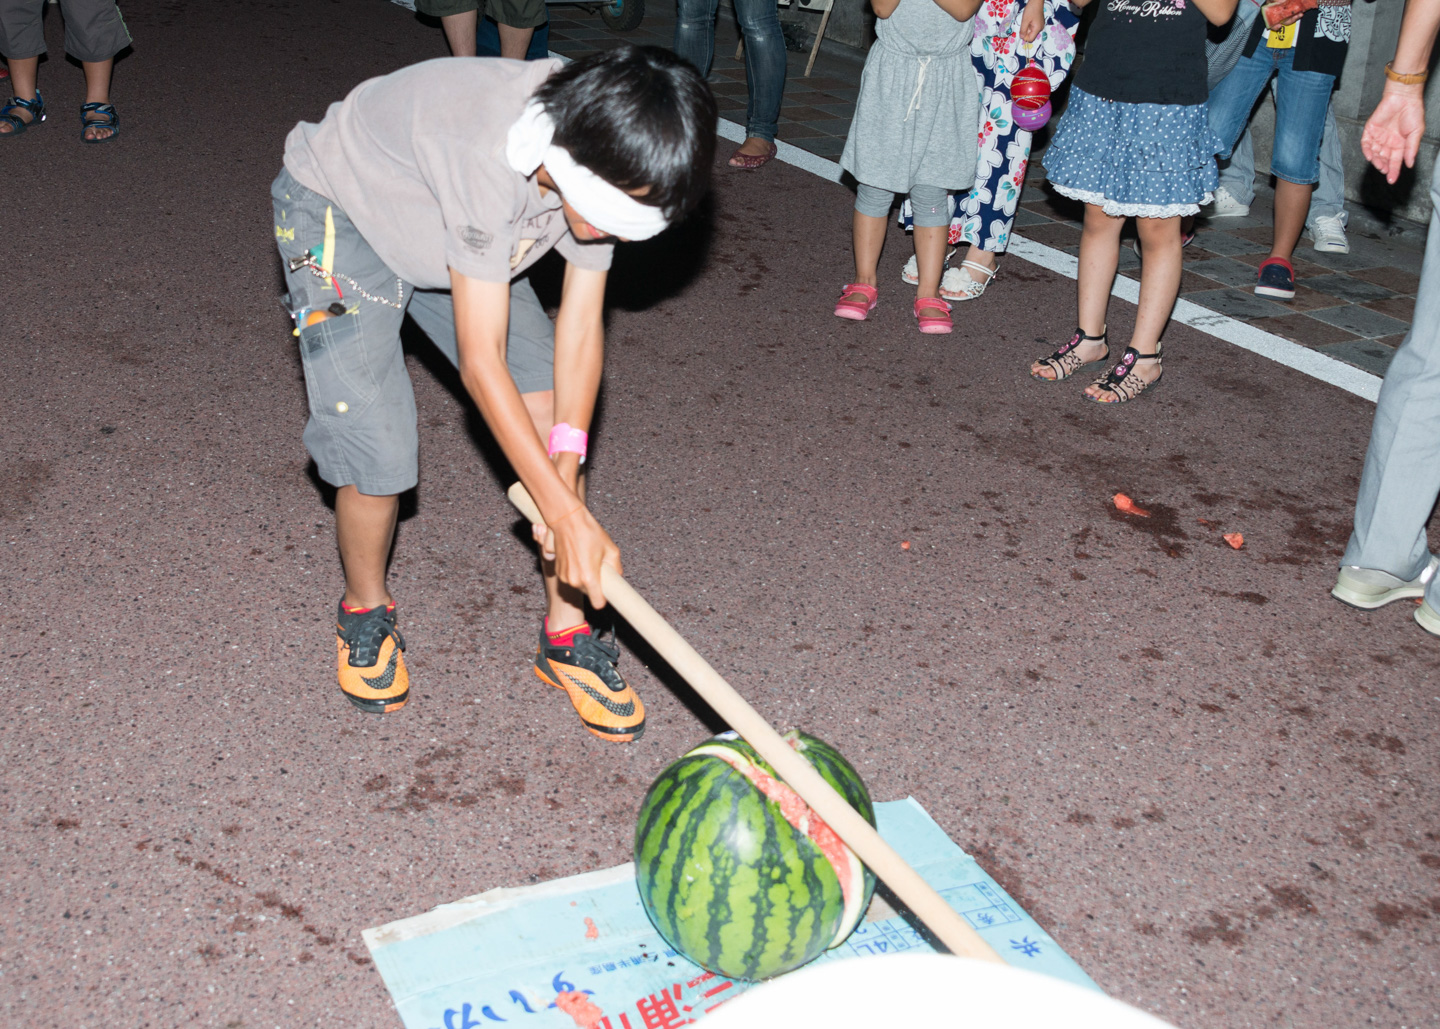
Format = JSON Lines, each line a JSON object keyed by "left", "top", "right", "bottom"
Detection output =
{"left": 1386, "top": 62, "right": 1429, "bottom": 86}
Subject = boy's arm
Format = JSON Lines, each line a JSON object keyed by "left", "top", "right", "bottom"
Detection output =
{"left": 550, "top": 261, "right": 607, "bottom": 490}
{"left": 932, "top": 0, "right": 982, "bottom": 20}
{"left": 873, "top": 0, "right": 900, "bottom": 19}
{"left": 1193, "top": 0, "right": 1241, "bottom": 26}
{"left": 450, "top": 267, "right": 619, "bottom": 608}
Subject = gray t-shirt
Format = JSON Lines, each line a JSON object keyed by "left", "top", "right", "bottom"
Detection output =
{"left": 283, "top": 57, "right": 613, "bottom": 291}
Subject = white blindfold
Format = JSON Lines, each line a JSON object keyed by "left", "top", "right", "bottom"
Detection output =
{"left": 505, "top": 100, "right": 671, "bottom": 242}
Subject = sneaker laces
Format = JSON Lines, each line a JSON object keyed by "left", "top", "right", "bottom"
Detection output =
{"left": 342, "top": 609, "right": 405, "bottom": 667}
{"left": 560, "top": 629, "right": 626, "bottom": 692}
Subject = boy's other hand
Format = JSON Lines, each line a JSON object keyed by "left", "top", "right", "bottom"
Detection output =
{"left": 534, "top": 506, "right": 621, "bottom": 608}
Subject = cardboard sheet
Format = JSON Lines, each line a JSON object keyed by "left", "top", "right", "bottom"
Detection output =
{"left": 364, "top": 798, "right": 1097, "bottom": 1028}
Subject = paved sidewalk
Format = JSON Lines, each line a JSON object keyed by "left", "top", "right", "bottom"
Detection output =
{"left": 547, "top": 3, "right": 1428, "bottom": 376}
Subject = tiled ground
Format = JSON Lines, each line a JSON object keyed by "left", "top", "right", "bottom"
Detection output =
{"left": 546, "top": 3, "right": 1428, "bottom": 376}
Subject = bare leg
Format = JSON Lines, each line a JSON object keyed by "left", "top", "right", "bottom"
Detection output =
{"left": 913, "top": 225, "right": 947, "bottom": 302}
{"left": 336, "top": 486, "right": 400, "bottom": 610}
{"left": 496, "top": 22, "right": 536, "bottom": 60}
{"left": 1084, "top": 215, "right": 1176, "bottom": 399}
{"left": 522, "top": 389, "right": 588, "bottom": 631}
{"left": 1032, "top": 203, "right": 1118, "bottom": 378}
{"left": 851, "top": 210, "right": 887, "bottom": 288}
{"left": 440, "top": 10, "right": 479, "bottom": 56}
{"left": 0, "top": 56, "right": 39, "bottom": 134}
{"left": 81, "top": 59, "right": 115, "bottom": 141}
{"left": 1270, "top": 179, "right": 1313, "bottom": 263}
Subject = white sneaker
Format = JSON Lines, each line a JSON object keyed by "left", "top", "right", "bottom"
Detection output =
{"left": 1205, "top": 186, "right": 1250, "bottom": 218}
{"left": 1309, "top": 213, "right": 1350, "bottom": 254}
{"left": 1332, "top": 555, "right": 1440, "bottom": 610}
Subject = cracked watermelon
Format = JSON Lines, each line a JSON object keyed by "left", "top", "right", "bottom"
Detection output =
{"left": 633, "top": 729, "right": 876, "bottom": 981}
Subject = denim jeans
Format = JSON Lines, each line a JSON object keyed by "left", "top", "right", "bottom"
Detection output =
{"left": 1209, "top": 44, "right": 1336, "bottom": 185}
{"left": 1219, "top": 87, "right": 1347, "bottom": 228}
{"left": 674, "top": 0, "right": 786, "bottom": 142}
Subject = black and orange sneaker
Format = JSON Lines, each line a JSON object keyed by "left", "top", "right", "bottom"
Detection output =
{"left": 336, "top": 601, "right": 409, "bottom": 714}
{"left": 534, "top": 622, "right": 645, "bottom": 741}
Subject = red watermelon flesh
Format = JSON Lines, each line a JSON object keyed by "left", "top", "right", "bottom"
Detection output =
{"left": 687, "top": 732, "right": 868, "bottom": 945}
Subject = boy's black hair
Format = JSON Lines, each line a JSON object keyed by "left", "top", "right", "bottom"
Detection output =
{"left": 535, "top": 45, "right": 717, "bottom": 222}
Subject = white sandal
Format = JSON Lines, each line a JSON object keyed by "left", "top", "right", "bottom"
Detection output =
{"left": 900, "top": 248, "right": 956, "bottom": 286}
{"left": 940, "top": 260, "right": 997, "bottom": 302}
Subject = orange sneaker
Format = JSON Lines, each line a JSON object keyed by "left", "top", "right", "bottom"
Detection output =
{"left": 534, "top": 623, "right": 645, "bottom": 741}
{"left": 336, "top": 601, "right": 409, "bottom": 714}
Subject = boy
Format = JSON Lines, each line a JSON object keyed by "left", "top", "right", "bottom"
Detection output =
{"left": 272, "top": 46, "right": 716, "bottom": 737}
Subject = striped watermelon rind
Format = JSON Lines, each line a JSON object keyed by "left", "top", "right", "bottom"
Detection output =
{"left": 634, "top": 729, "right": 877, "bottom": 981}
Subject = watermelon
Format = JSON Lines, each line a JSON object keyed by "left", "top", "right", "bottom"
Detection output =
{"left": 633, "top": 729, "right": 877, "bottom": 981}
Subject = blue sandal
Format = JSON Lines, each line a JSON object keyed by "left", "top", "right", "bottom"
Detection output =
{"left": 80, "top": 101, "right": 119, "bottom": 144}
{"left": 0, "top": 93, "right": 44, "bottom": 138}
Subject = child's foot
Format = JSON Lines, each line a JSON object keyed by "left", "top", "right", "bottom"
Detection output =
{"left": 835, "top": 283, "right": 879, "bottom": 321}
{"left": 534, "top": 621, "right": 645, "bottom": 741}
{"left": 337, "top": 601, "right": 410, "bottom": 714}
{"left": 1084, "top": 345, "right": 1163, "bottom": 404}
{"left": 940, "top": 260, "right": 997, "bottom": 301}
{"left": 1255, "top": 257, "right": 1296, "bottom": 300}
{"left": 913, "top": 296, "right": 952, "bottom": 334}
{"left": 1031, "top": 327, "right": 1108, "bottom": 381}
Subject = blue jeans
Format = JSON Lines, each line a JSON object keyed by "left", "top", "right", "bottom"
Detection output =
{"left": 1209, "top": 44, "right": 1336, "bottom": 185}
{"left": 1219, "top": 87, "right": 1347, "bottom": 228}
{"left": 674, "top": 0, "right": 786, "bottom": 143}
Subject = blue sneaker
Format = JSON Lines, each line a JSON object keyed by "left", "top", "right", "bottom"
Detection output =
{"left": 1255, "top": 257, "right": 1296, "bottom": 300}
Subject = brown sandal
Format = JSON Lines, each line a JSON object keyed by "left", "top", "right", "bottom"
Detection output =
{"left": 1086, "top": 345, "right": 1163, "bottom": 404}
{"left": 1031, "top": 327, "right": 1108, "bottom": 382}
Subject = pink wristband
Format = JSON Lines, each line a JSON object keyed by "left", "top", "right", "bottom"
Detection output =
{"left": 548, "top": 422, "right": 588, "bottom": 464}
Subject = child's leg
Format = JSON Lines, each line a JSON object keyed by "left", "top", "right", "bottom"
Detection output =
{"left": 1031, "top": 202, "right": 1121, "bottom": 378}
{"left": 1270, "top": 180, "right": 1314, "bottom": 263}
{"left": 336, "top": 488, "right": 401, "bottom": 609}
{"left": 908, "top": 184, "right": 950, "bottom": 300}
{"left": 1083, "top": 214, "right": 1176, "bottom": 400}
{"left": 1077, "top": 203, "right": 1124, "bottom": 335}
{"left": 850, "top": 183, "right": 895, "bottom": 287}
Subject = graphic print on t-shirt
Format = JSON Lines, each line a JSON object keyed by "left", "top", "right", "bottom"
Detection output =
{"left": 1105, "top": 0, "right": 1185, "bottom": 21}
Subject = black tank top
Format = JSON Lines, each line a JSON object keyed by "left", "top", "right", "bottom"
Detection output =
{"left": 1074, "top": 0, "right": 1209, "bottom": 106}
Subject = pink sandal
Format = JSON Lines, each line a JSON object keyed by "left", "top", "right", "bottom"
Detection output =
{"left": 835, "top": 283, "right": 879, "bottom": 321}
{"left": 913, "top": 296, "right": 952, "bottom": 334}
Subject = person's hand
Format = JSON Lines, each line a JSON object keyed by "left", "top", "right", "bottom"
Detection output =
{"left": 532, "top": 504, "right": 621, "bottom": 609}
{"left": 1020, "top": 0, "right": 1045, "bottom": 43}
{"left": 1362, "top": 88, "right": 1427, "bottom": 184}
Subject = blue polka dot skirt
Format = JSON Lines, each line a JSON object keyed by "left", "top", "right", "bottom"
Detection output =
{"left": 1042, "top": 87, "right": 1222, "bottom": 218}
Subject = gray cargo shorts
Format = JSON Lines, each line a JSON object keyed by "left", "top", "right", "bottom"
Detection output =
{"left": 272, "top": 168, "right": 555, "bottom": 496}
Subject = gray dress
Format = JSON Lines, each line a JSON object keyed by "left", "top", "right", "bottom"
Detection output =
{"left": 840, "top": 0, "right": 979, "bottom": 194}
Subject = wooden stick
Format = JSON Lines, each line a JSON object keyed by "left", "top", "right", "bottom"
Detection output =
{"left": 508, "top": 483, "right": 1002, "bottom": 963}
{"left": 805, "top": 3, "right": 831, "bottom": 78}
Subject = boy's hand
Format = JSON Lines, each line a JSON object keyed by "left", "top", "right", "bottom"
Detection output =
{"left": 534, "top": 504, "right": 621, "bottom": 609}
{"left": 1020, "top": 0, "right": 1046, "bottom": 42}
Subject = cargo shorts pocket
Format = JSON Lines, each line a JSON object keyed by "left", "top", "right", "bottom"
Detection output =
{"left": 290, "top": 301, "right": 388, "bottom": 421}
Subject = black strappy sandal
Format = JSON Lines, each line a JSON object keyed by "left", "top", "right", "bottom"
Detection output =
{"left": 1086, "top": 345, "right": 1163, "bottom": 404}
{"left": 80, "top": 101, "right": 119, "bottom": 144}
{"left": 1031, "top": 327, "right": 1108, "bottom": 382}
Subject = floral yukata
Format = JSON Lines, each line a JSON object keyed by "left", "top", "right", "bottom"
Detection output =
{"left": 902, "top": 0, "right": 1079, "bottom": 253}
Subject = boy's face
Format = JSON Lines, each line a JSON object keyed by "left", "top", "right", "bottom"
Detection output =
{"left": 560, "top": 198, "right": 620, "bottom": 243}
